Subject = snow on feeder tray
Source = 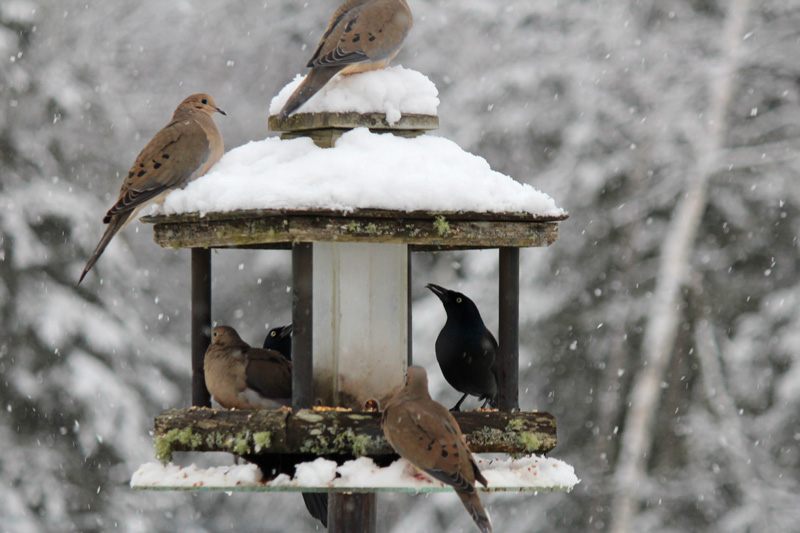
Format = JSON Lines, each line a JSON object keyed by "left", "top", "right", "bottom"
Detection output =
{"left": 137, "top": 67, "right": 571, "bottom": 531}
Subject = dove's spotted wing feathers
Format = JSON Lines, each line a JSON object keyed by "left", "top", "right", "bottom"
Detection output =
{"left": 79, "top": 93, "right": 224, "bottom": 284}
{"left": 103, "top": 120, "right": 212, "bottom": 222}
{"left": 382, "top": 366, "right": 492, "bottom": 533}
{"left": 278, "top": 0, "right": 412, "bottom": 119}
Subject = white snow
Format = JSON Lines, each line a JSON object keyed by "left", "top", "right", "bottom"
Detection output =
{"left": 131, "top": 462, "right": 263, "bottom": 488}
{"left": 268, "top": 66, "right": 439, "bottom": 123}
{"left": 294, "top": 457, "right": 338, "bottom": 486}
{"left": 131, "top": 455, "right": 579, "bottom": 492}
{"left": 157, "top": 128, "right": 565, "bottom": 218}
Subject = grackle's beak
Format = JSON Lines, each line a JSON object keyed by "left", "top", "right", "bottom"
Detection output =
{"left": 426, "top": 283, "right": 450, "bottom": 303}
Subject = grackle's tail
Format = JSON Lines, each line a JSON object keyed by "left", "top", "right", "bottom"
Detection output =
{"left": 302, "top": 492, "right": 329, "bottom": 528}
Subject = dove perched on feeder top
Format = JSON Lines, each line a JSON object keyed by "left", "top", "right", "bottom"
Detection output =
{"left": 427, "top": 284, "right": 499, "bottom": 411}
{"left": 204, "top": 326, "right": 292, "bottom": 409}
{"left": 382, "top": 366, "right": 493, "bottom": 533}
{"left": 78, "top": 93, "right": 225, "bottom": 284}
{"left": 277, "top": 0, "right": 413, "bottom": 119}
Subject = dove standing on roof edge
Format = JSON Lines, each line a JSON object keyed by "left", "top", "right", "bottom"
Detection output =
{"left": 382, "top": 366, "right": 493, "bottom": 533}
{"left": 78, "top": 93, "right": 225, "bottom": 285}
{"left": 277, "top": 0, "right": 413, "bottom": 119}
{"left": 427, "top": 283, "right": 499, "bottom": 412}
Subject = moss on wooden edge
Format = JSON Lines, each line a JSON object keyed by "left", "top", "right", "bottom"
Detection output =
{"left": 154, "top": 427, "right": 273, "bottom": 462}
{"left": 300, "top": 427, "right": 383, "bottom": 457}
{"left": 433, "top": 215, "right": 451, "bottom": 236}
{"left": 155, "top": 428, "right": 202, "bottom": 463}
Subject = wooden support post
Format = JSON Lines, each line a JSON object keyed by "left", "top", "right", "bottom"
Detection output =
{"left": 191, "top": 248, "right": 212, "bottom": 408}
{"left": 498, "top": 247, "right": 520, "bottom": 411}
{"left": 407, "top": 248, "right": 413, "bottom": 366}
{"left": 292, "top": 243, "right": 314, "bottom": 410}
{"left": 329, "top": 494, "right": 377, "bottom": 533}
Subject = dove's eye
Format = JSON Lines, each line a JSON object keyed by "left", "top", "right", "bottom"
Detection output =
{"left": 201, "top": 98, "right": 209, "bottom": 105}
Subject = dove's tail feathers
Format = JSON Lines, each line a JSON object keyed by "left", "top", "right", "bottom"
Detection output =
{"left": 78, "top": 211, "right": 131, "bottom": 285}
{"left": 278, "top": 67, "right": 341, "bottom": 120}
{"left": 457, "top": 490, "right": 493, "bottom": 533}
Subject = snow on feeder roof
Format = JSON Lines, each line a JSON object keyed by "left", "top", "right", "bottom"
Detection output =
{"left": 154, "top": 128, "right": 565, "bottom": 219}
{"left": 150, "top": 67, "right": 564, "bottom": 221}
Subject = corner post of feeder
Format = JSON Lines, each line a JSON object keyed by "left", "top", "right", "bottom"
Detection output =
{"left": 191, "top": 248, "right": 212, "bottom": 408}
{"left": 498, "top": 246, "right": 520, "bottom": 411}
{"left": 292, "top": 242, "right": 314, "bottom": 409}
{"left": 407, "top": 247, "right": 413, "bottom": 366}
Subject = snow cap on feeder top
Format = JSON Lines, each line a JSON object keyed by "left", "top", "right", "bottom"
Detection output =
{"left": 269, "top": 66, "right": 439, "bottom": 125}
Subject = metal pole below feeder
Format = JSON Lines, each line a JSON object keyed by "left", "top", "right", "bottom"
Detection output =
{"left": 329, "top": 494, "right": 377, "bottom": 532}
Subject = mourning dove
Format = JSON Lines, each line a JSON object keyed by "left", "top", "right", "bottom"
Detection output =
{"left": 382, "top": 366, "right": 493, "bottom": 533}
{"left": 427, "top": 284, "right": 499, "bottom": 411}
{"left": 204, "top": 326, "right": 292, "bottom": 409}
{"left": 262, "top": 324, "right": 293, "bottom": 361}
{"left": 208, "top": 326, "right": 326, "bottom": 526}
{"left": 78, "top": 93, "right": 225, "bottom": 284}
{"left": 277, "top": 0, "right": 413, "bottom": 119}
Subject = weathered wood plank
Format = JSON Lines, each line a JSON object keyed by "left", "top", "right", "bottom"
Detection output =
{"left": 268, "top": 112, "right": 438, "bottom": 133}
{"left": 144, "top": 208, "right": 568, "bottom": 224}
{"left": 279, "top": 128, "right": 428, "bottom": 148}
{"left": 144, "top": 211, "right": 561, "bottom": 250}
{"left": 153, "top": 408, "right": 557, "bottom": 462}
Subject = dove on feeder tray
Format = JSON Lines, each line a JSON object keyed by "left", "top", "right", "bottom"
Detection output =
{"left": 203, "top": 326, "right": 292, "bottom": 409}
{"left": 427, "top": 284, "right": 499, "bottom": 411}
{"left": 382, "top": 366, "right": 493, "bottom": 533}
{"left": 277, "top": 0, "right": 413, "bottom": 119}
{"left": 79, "top": 94, "right": 225, "bottom": 284}
{"left": 262, "top": 324, "right": 293, "bottom": 361}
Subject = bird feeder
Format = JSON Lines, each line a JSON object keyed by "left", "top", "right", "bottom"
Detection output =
{"left": 135, "top": 71, "right": 569, "bottom": 532}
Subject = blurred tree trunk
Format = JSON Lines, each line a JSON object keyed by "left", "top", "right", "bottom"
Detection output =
{"left": 609, "top": 1, "right": 754, "bottom": 531}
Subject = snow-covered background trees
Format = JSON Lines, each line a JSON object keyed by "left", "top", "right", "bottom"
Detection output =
{"left": 1, "top": 0, "right": 799, "bottom": 531}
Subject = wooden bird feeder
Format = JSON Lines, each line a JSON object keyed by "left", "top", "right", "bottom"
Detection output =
{"left": 137, "top": 110, "right": 569, "bottom": 532}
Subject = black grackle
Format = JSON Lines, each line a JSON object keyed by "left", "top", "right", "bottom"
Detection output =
{"left": 426, "top": 284, "right": 498, "bottom": 411}
{"left": 262, "top": 324, "right": 293, "bottom": 361}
